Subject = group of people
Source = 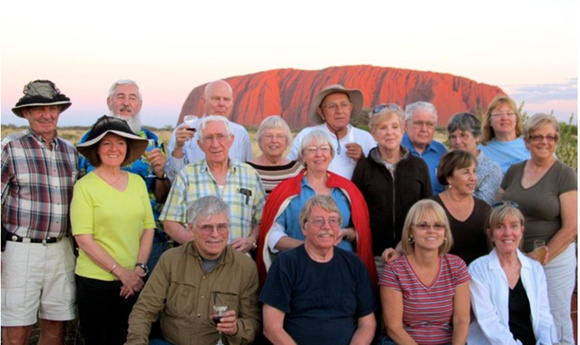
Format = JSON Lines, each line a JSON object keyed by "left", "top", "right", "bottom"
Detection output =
{"left": 1, "top": 78, "right": 576, "bottom": 345}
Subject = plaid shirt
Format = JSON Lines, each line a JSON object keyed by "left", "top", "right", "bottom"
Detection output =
{"left": 1, "top": 129, "right": 78, "bottom": 239}
{"left": 159, "top": 159, "right": 266, "bottom": 242}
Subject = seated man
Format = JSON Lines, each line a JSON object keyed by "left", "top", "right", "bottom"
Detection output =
{"left": 260, "top": 195, "right": 376, "bottom": 345}
{"left": 126, "top": 196, "right": 261, "bottom": 345}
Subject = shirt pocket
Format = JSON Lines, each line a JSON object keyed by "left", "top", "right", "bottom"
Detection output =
{"left": 210, "top": 288, "right": 240, "bottom": 313}
{"left": 165, "top": 281, "right": 197, "bottom": 318}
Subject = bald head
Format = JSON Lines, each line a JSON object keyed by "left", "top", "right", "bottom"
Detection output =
{"left": 202, "top": 80, "right": 234, "bottom": 118}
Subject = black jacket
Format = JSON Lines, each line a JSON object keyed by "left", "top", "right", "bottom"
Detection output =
{"left": 352, "top": 146, "right": 432, "bottom": 255}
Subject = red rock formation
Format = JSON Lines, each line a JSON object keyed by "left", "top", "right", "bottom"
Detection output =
{"left": 178, "top": 65, "right": 505, "bottom": 129}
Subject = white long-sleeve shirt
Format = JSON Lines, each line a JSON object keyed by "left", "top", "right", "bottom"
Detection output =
{"left": 468, "top": 249, "right": 557, "bottom": 345}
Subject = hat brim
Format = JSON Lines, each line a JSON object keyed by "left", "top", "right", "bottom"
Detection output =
{"left": 12, "top": 101, "right": 72, "bottom": 118}
{"left": 307, "top": 86, "right": 363, "bottom": 124}
{"left": 77, "top": 129, "right": 149, "bottom": 166}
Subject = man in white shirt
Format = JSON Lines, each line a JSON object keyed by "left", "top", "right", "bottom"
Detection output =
{"left": 165, "top": 80, "right": 252, "bottom": 180}
{"left": 287, "top": 84, "right": 376, "bottom": 179}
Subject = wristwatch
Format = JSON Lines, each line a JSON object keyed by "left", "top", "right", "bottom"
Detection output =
{"left": 135, "top": 263, "right": 149, "bottom": 275}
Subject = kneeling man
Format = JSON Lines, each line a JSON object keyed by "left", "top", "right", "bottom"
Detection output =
{"left": 126, "top": 196, "right": 261, "bottom": 345}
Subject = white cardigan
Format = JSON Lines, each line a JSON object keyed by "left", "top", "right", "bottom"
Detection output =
{"left": 467, "top": 249, "right": 557, "bottom": 345}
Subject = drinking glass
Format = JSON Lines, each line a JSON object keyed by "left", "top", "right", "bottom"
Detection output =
{"left": 533, "top": 239, "right": 547, "bottom": 264}
{"left": 183, "top": 115, "right": 198, "bottom": 133}
{"left": 142, "top": 139, "right": 157, "bottom": 178}
{"left": 211, "top": 304, "right": 228, "bottom": 345}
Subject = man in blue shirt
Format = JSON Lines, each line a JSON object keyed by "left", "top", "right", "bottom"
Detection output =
{"left": 78, "top": 79, "right": 171, "bottom": 272}
{"left": 401, "top": 101, "right": 447, "bottom": 194}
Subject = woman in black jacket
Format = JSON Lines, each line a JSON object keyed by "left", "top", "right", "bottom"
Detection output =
{"left": 352, "top": 104, "right": 432, "bottom": 276}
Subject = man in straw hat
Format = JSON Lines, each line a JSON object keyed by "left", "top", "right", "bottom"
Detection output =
{"left": 287, "top": 84, "right": 376, "bottom": 179}
{"left": 1, "top": 80, "right": 77, "bottom": 345}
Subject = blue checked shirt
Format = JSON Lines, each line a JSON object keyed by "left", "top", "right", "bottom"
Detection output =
{"left": 1, "top": 129, "right": 78, "bottom": 239}
{"left": 159, "top": 159, "right": 266, "bottom": 242}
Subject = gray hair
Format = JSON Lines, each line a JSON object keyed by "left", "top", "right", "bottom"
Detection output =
{"left": 299, "top": 195, "right": 343, "bottom": 229}
{"left": 108, "top": 79, "right": 142, "bottom": 101}
{"left": 256, "top": 115, "right": 293, "bottom": 149}
{"left": 298, "top": 129, "right": 335, "bottom": 162}
{"left": 198, "top": 115, "right": 233, "bottom": 140}
{"left": 447, "top": 112, "right": 482, "bottom": 138}
{"left": 404, "top": 101, "right": 438, "bottom": 123}
{"left": 187, "top": 195, "right": 230, "bottom": 225}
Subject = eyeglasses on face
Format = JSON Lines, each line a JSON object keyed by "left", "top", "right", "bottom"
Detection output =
{"left": 196, "top": 223, "right": 229, "bottom": 234}
{"left": 412, "top": 222, "right": 446, "bottom": 231}
{"left": 372, "top": 103, "right": 402, "bottom": 114}
{"left": 528, "top": 134, "right": 558, "bottom": 143}
{"left": 321, "top": 102, "right": 352, "bottom": 112}
{"left": 202, "top": 133, "right": 229, "bottom": 143}
{"left": 304, "top": 145, "right": 331, "bottom": 155}
{"left": 411, "top": 120, "right": 436, "bottom": 129}
{"left": 307, "top": 217, "right": 341, "bottom": 228}
{"left": 491, "top": 111, "right": 517, "bottom": 118}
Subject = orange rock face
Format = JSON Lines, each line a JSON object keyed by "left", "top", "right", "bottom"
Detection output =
{"left": 178, "top": 65, "right": 504, "bottom": 129}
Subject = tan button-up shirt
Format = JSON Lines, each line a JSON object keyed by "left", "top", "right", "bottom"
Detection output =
{"left": 126, "top": 243, "right": 261, "bottom": 345}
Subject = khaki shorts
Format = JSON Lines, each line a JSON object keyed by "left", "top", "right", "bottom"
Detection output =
{"left": 1, "top": 238, "right": 76, "bottom": 326}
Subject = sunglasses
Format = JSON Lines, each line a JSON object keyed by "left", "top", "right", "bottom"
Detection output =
{"left": 372, "top": 103, "right": 402, "bottom": 115}
{"left": 491, "top": 200, "right": 519, "bottom": 209}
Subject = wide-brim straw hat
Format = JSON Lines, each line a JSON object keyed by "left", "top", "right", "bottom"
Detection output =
{"left": 307, "top": 84, "right": 363, "bottom": 124}
{"left": 77, "top": 115, "right": 148, "bottom": 165}
{"left": 12, "top": 80, "right": 72, "bottom": 117}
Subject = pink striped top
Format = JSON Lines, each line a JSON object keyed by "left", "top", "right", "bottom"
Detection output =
{"left": 380, "top": 254, "right": 470, "bottom": 345}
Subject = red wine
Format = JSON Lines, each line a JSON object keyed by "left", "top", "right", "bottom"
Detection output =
{"left": 212, "top": 315, "right": 223, "bottom": 325}
{"left": 186, "top": 128, "right": 196, "bottom": 132}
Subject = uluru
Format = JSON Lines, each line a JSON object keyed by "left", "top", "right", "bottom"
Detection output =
{"left": 177, "top": 65, "right": 505, "bottom": 129}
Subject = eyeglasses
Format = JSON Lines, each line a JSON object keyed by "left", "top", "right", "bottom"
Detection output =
{"left": 372, "top": 103, "right": 402, "bottom": 114}
{"left": 491, "top": 200, "right": 519, "bottom": 209}
{"left": 491, "top": 111, "right": 517, "bottom": 118}
{"left": 197, "top": 223, "right": 229, "bottom": 234}
{"left": 411, "top": 120, "right": 436, "bottom": 129}
{"left": 413, "top": 222, "right": 446, "bottom": 231}
{"left": 529, "top": 134, "right": 558, "bottom": 143}
{"left": 304, "top": 145, "right": 331, "bottom": 154}
{"left": 263, "top": 133, "right": 286, "bottom": 141}
{"left": 202, "top": 133, "right": 229, "bottom": 143}
{"left": 307, "top": 217, "right": 341, "bottom": 228}
{"left": 321, "top": 102, "right": 352, "bottom": 112}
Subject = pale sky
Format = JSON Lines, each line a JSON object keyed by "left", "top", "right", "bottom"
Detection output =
{"left": 1, "top": 0, "right": 578, "bottom": 128}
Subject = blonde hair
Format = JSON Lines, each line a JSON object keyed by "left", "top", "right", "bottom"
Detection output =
{"left": 481, "top": 95, "right": 523, "bottom": 144}
{"left": 401, "top": 200, "right": 453, "bottom": 255}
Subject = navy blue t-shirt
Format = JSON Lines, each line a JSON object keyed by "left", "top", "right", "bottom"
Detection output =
{"left": 259, "top": 245, "right": 376, "bottom": 345}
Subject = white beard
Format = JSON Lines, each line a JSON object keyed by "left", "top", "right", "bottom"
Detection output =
{"left": 110, "top": 112, "right": 142, "bottom": 135}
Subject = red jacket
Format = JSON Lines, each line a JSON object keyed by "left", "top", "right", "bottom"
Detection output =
{"left": 256, "top": 170, "right": 378, "bottom": 287}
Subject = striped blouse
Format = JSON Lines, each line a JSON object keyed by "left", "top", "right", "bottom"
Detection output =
{"left": 246, "top": 160, "right": 303, "bottom": 194}
{"left": 381, "top": 254, "right": 470, "bottom": 344}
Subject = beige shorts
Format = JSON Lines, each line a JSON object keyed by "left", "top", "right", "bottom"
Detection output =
{"left": 1, "top": 238, "right": 76, "bottom": 326}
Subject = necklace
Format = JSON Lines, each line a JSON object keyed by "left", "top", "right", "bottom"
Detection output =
{"left": 96, "top": 169, "right": 124, "bottom": 186}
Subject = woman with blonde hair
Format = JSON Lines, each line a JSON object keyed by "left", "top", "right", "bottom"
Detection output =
{"left": 479, "top": 95, "right": 531, "bottom": 173}
{"left": 380, "top": 199, "right": 470, "bottom": 345}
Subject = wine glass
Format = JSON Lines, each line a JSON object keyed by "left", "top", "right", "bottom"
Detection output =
{"left": 141, "top": 139, "right": 157, "bottom": 178}
{"left": 183, "top": 115, "right": 198, "bottom": 133}
{"left": 211, "top": 304, "right": 228, "bottom": 345}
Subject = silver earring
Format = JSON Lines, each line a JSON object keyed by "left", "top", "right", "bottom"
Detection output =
{"left": 408, "top": 237, "right": 414, "bottom": 244}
